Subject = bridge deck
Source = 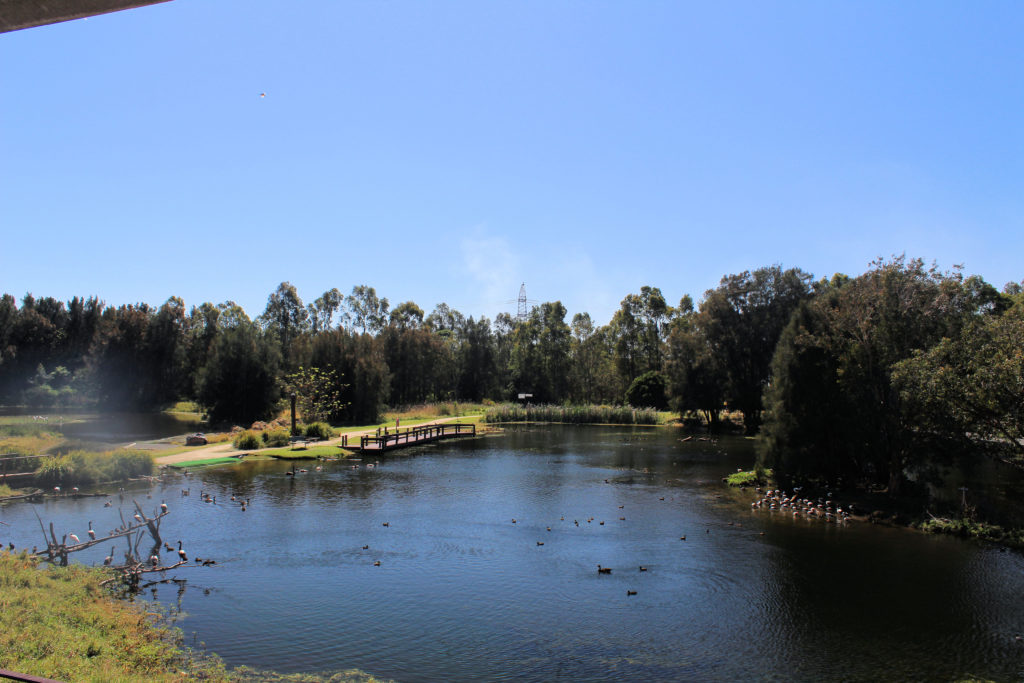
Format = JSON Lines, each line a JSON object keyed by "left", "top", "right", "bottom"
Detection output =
{"left": 351, "top": 423, "right": 476, "bottom": 452}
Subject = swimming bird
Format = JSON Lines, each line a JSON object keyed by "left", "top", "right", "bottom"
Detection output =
{"left": 103, "top": 500, "right": 112, "bottom": 507}
{"left": 536, "top": 541, "right": 544, "bottom": 546}
{"left": 627, "top": 590, "right": 637, "bottom": 596}
{"left": 597, "top": 565, "right": 612, "bottom": 574}
{"left": 373, "top": 560, "right": 381, "bottom": 566}
{"left": 639, "top": 566, "right": 648, "bottom": 571}
{"left": 362, "top": 545, "right": 369, "bottom": 550}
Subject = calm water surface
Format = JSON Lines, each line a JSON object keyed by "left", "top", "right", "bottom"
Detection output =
{"left": 3, "top": 425, "right": 1024, "bottom": 681}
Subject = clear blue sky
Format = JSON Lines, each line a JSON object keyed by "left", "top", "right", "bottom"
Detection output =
{"left": 2, "top": 1, "right": 1022, "bottom": 326}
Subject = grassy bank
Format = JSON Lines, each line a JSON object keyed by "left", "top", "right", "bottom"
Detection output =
{"left": 484, "top": 403, "right": 660, "bottom": 425}
{"left": 33, "top": 449, "right": 154, "bottom": 488}
{"left": 0, "top": 552, "right": 391, "bottom": 682}
{"left": 0, "top": 551, "right": 230, "bottom": 682}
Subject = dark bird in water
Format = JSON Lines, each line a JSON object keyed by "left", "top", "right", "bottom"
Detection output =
{"left": 164, "top": 542, "right": 174, "bottom": 553}
{"left": 627, "top": 590, "right": 637, "bottom": 596}
{"left": 639, "top": 566, "right": 648, "bottom": 571}
{"left": 362, "top": 545, "right": 369, "bottom": 550}
{"left": 177, "top": 540, "right": 188, "bottom": 563}
{"left": 382, "top": 522, "right": 389, "bottom": 527}
{"left": 680, "top": 536, "right": 686, "bottom": 541}
{"left": 597, "top": 565, "right": 612, "bottom": 574}
{"left": 536, "top": 541, "right": 544, "bottom": 546}
{"left": 373, "top": 560, "right": 381, "bottom": 566}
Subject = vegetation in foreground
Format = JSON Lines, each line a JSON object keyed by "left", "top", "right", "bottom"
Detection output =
{"left": 0, "top": 551, "right": 228, "bottom": 682}
{"left": 0, "top": 552, "right": 392, "bottom": 682}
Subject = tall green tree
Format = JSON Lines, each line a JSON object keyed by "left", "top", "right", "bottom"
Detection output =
{"left": 198, "top": 313, "right": 281, "bottom": 424}
{"left": 759, "top": 257, "right": 993, "bottom": 493}
{"left": 345, "top": 285, "right": 389, "bottom": 334}
{"left": 698, "top": 266, "right": 813, "bottom": 433}
{"left": 260, "top": 282, "right": 309, "bottom": 361}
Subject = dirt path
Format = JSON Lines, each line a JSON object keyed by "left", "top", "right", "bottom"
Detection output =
{"left": 153, "top": 416, "right": 482, "bottom": 466}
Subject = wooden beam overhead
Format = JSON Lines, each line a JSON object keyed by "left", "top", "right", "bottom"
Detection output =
{"left": 0, "top": 0, "right": 172, "bottom": 33}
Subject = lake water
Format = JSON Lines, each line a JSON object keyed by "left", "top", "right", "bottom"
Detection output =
{"left": 3, "top": 425, "right": 1024, "bottom": 681}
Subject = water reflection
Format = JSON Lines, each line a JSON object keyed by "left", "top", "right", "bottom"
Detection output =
{"left": 2, "top": 425, "right": 1024, "bottom": 681}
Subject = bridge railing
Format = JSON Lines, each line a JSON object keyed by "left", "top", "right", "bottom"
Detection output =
{"left": 359, "top": 423, "right": 475, "bottom": 451}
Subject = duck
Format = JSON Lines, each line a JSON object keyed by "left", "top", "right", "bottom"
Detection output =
{"left": 627, "top": 590, "right": 637, "bottom": 596}
{"left": 597, "top": 565, "right": 612, "bottom": 574}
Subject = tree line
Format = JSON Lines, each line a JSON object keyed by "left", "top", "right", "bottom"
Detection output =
{"left": 1, "top": 256, "right": 1021, "bottom": 493}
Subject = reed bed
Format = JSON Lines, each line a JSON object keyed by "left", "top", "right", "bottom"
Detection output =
{"left": 484, "top": 403, "right": 659, "bottom": 425}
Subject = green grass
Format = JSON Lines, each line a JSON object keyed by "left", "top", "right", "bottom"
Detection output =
{"left": 166, "top": 457, "right": 242, "bottom": 469}
{"left": 0, "top": 553, "right": 388, "bottom": 682}
{"left": 0, "top": 483, "right": 28, "bottom": 498}
{"left": 261, "top": 445, "right": 350, "bottom": 459}
{"left": 0, "top": 552, "right": 231, "bottom": 682}
{"left": 725, "top": 469, "right": 773, "bottom": 487}
{"left": 918, "top": 517, "right": 1024, "bottom": 547}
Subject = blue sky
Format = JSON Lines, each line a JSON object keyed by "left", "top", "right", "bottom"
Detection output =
{"left": 2, "top": 1, "right": 1022, "bottom": 326}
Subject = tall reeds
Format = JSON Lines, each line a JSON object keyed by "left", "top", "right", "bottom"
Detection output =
{"left": 484, "top": 403, "right": 659, "bottom": 425}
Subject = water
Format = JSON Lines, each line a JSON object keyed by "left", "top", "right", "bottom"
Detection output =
{"left": 3, "top": 425, "right": 1024, "bottom": 681}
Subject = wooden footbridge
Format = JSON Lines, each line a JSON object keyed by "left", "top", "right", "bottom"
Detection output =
{"left": 351, "top": 423, "right": 476, "bottom": 452}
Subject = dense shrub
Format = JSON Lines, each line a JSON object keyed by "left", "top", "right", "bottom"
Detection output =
{"left": 233, "top": 430, "right": 262, "bottom": 450}
{"left": 262, "top": 429, "right": 291, "bottom": 447}
{"left": 303, "top": 422, "right": 334, "bottom": 440}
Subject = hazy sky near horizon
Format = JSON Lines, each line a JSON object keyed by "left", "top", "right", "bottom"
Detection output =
{"left": 2, "top": 1, "right": 1022, "bottom": 326}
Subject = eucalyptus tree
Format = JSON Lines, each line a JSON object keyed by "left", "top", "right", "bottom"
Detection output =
{"left": 608, "top": 286, "right": 671, "bottom": 389}
{"left": 665, "top": 295, "right": 727, "bottom": 429}
{"left": 508, "top": 302, "right": 571, "bottom": 402}
{"left": 345, "top": 285, "right": 390, "bottom": 334}
{"left": 308, "top": 288, "right": 343, "bottom": 333}
{"left": 389, "top": 301, "right": 425, "bottom": 330}
{"left": 260, "top": 282, "right": 309, "bottom": 363}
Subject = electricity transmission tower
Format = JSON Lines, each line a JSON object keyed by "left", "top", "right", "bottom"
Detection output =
{"left": 517, "top": 283, "right": 529, "bottom": 322}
